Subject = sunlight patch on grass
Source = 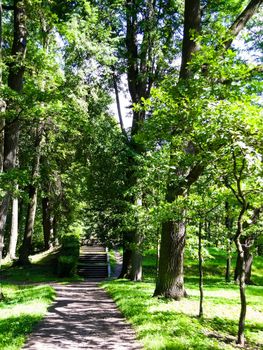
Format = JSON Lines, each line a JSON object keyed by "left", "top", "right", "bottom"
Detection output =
{"left": 0, "top": 284, "right": 55, "bottom": 350}
{"left": 102, "top": 279, "right": 263, "bottom": 350}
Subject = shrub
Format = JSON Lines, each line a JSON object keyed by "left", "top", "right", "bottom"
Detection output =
{"left": 57, "top": 233, "right": 80, "bottom": 277}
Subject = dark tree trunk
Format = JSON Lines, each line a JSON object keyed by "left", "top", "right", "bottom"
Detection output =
{"left": 122, "top": 0, "right": 158, "bottom": 280}
{"left": 225, "top": 201, "right": 232, "bottom": 282}
{"left": 119, "top": 232, "right": 133, "bottom": 278}
{"left": 42, "top": 197, "right": 54, "bottom": 250}
{"left": 154, "top": 218, "right": 187, "bottom": 299}
{"left": 226, "top": 249, "right": 232, "bottom": 283}
{"left": 234, "top": 237, "right": 254, "bottom": 285}
{"left": 19, "top": 185, "right": 38, "bottom": 264}
{"left": 198, "top": 221, "right": 204, "bottom": 318}
{"left": 18, "top": 124, "right": 43, "bottom": 265}
{"left": 234, "top": 205, "right": 247, "bottom": 346}
{"left": 154, "top": 0, "right": 201, "bottom": 300}
{"left": 154, "top": 0, "right": 260, "bottom": 301}
{"left": 0, "top": 0, "right": 26, "bottom": 265}
{"left": 113, "top": 71, "right": 126, "bottom": 136}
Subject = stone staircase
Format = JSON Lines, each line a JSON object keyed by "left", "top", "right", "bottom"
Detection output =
{"left": 78, "top": 246, "right": 110, "bottom": 279}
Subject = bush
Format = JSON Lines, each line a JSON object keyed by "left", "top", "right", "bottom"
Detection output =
{"left": 57, "top": 233, "right": 80, "bottom": 277}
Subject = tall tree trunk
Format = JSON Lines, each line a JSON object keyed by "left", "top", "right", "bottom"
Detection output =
{"left": 153, "top": 0, "right": 261, "bottom": 301}
{"left": 153, "top": 0, "right": 201, "bottom": 300}
{"left": 7, "top": 191, "right": 19, "bottom": 260}
{"left": 126, "top": 197, "right": 143, "bottom": 281}
{"left": 18, "top": 124, "right": 43, "bottom": 265}
{"left": 113, "top": 71, "right": 126, "bottom": 136}
{"left": 225, "top": 241, "right": 232, "bottom": 283}
{"left": 121, "top": 0, "right": 157, "bottom": 280}
{"left": 42, "top": 197, "right": 54, "bottom": 250}
{"left": 0, "top": 0, "right": 26, "bottom": 267}
{"left": 234, "top": 206, "right": 247, "bottom": 346}
{"left": 225, "top": 201, "right": 232, "bottom": 282}
{"left": 198, "top": 221, "right": 204, "bottom": 318}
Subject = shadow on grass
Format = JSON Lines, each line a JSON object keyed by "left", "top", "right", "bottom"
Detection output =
{"left": 104, "top": 279, "right": 263, "bottom": 350}
{"left": 0, "top": 314, "right": 42, "bottom": 349}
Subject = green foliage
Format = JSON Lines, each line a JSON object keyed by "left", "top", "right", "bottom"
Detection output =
{"left": 57, "top": 232, "right": 80, "bottom": 277}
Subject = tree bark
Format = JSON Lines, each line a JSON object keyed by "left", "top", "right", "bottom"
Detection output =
{"left": 234, "top": 206, "right": 247, "bottom": 346}
{"left": 154, "top": 0, "right": 261, "bottom": 301}
{"left": 113, "top": 71, "right": 126, "bottom": 137}
{"left": 0, "top": 0, "right": 26, "bottom": 267}
{"left": 18, "top": 124, "right": 43, "bottom": 265}
{"left": 198, "top": 221, "right": 204, "bottom": 318}
{"left": 234, "top": 236, "right": 254, "bottom": 285}
{"left": 154, "top": 0, "right": 201, "bottom": 300}
{"left": 42, "top": 197, "right": 54, "bottom": 250}
{"left": 225, "top": 201, "right": 233, "bottom": 282}
{"left": 7, "top": 192, "right": 19, "bottom": 260}
{"left": 119, "top": 231, "right": 133, "bottom": 278}
{"left": 225, "top": 0, "right": 263, "bottom": 49}
{"left": 154, "top": 218, "right": 187, "bottom": 299}
{"left": 121, "top": 0, "right": 159, "bottom": 280}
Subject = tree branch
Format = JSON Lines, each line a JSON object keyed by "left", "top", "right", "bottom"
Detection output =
{"left": 225, "top": 0, "right": 263, "bottom": 49}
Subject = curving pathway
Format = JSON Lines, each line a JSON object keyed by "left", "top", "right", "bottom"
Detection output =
{"left": 22, "top": 281, "right": 142, "bottom": 350}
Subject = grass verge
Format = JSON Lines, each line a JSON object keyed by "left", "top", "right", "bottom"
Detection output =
{"left": 101, "top": 250, "right": 263, "bottom": 350}
{"left": 0, "top": 284, "right": 55, "bottom": 350}
{"left": 0, "top": 248, "right": 83, "bottom": 349}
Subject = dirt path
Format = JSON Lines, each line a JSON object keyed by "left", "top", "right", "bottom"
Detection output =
{"left": 22, "top": 281, "right": 142, "bottom": 350}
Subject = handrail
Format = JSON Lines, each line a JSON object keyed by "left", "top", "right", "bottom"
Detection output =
{"left": 105, "top": 247, "right": 111, "bottom": 278}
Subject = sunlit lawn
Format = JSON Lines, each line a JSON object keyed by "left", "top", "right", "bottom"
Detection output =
{"left": 102, "top": 250, "right": 263, "bottom": 350}
{"left": 0, "top": 284, "right": 55, "bottom": 350}
{"left": 0, "top": 249, "right": 82, "bottom": 350}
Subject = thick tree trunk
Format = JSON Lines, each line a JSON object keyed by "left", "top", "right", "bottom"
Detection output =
{"left": 154, "top": 0, "right": 201, "bottom": 300}
{"left": 126, "top": 197, "right": 143, "bottom": 281}
{"left": 42, "top": 197, "right": 54, "bottom": 250}
{"left": 119, "top": 231, "right": 133, "bottom": 278}
{"left": 154, "top": 218, "right": 186, "bottom": 299}
{"left": 123, "top": 0, "right": 157, "bottom": 280}
{"left": 130, "top": 245, "right": 142, "bottom": 281}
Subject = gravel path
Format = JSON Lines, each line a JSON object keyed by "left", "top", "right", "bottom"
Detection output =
{"left": 22, "top": 281, "right": 142, "bottom": 350}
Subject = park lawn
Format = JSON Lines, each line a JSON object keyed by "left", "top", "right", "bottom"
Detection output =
{"left": 0, "top": 250, "right": 82, "bottom": 350}
{"left": 102, "top": 249, "right": 263, "bottom": 350}
{"left": 0, "top": 284, "right": 55, "bottom": 350}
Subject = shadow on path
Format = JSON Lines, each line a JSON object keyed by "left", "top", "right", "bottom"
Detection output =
{"left": 22, "top": 281, "right": 142, "bottom": 350}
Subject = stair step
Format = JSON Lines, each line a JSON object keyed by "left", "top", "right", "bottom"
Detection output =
{"left": 80, "top": 246, "right": 105, "bottom": 252}
{"left": 78, "top": 245, "right": 109, "bottom": 279}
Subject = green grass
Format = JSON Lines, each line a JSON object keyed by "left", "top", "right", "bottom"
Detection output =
{"left": 0, "top": 284, "right": 55, "bottom": 350}
{"left": 102, "top": 249, "right": 263, "bottom": 350}
{"left": 0, "top": 249, "right": 83, "bottom": 350}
